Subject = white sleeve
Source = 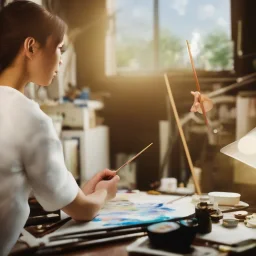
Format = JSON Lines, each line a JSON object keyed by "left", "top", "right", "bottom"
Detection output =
{"left": 22, "top": 115, "right": 79, "bottom": 211}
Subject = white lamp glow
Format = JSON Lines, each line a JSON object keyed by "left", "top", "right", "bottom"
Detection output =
{"left": 237, "top": 135, "right": 256, "bottom": 155}
{"left": 221, "top": 127, "right": 256, "bottom": 168}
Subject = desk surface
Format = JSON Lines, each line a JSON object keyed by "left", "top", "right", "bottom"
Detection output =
{"left": 11, "top": 196, "right": 256, "bottom": 256}
{"left": 65, "top": 240, "right": 131, "bottom": 256}
{"left": 12, "top": 238, "right": 229, "bottom": 256}
{"left": 14, "top": 235, "right": 256, "bottom": 256}
{"left": 12, "top": 239, "right": 131, "bottom": 256}
{"left": 12, "top": 215, "right": 256, "bottom": 256}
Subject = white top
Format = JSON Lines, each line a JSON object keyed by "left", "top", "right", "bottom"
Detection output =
{"left": 0, "top": 86, "right": 79, "bottom": 255}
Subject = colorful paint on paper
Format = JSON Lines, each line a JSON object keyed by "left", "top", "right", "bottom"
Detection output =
{"left": 92, "top": 201, "right": 175, "bottom": 227}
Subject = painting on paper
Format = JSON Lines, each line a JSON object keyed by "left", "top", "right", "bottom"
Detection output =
{"left": 92, "top": 200, "right": 175, "bottom": 227}
{"left": 52, "top": 194, "right": 195, "bottom": 236}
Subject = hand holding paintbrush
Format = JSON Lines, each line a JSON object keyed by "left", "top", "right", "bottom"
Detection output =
{"left": 186, "top": 40, "right": 213, "bottom": 127}
{"left": 190, "top": 91, "right": 213, "bottom": 113}
{"left": 82, "top": 143, "right": 153, "bottom": 199}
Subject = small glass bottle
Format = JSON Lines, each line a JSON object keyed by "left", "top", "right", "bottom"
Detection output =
{"left": 195, "top": 202, "right": 212, "bottom": 234}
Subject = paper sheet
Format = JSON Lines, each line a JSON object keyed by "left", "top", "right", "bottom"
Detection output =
{"left": 45, "top": 194, "right": 194, "bottom": 243}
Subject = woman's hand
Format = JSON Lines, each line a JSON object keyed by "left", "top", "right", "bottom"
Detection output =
{"left": 63, "top": 171, "right": 119, "bottom": 221}
{"left": 190, "top": 91, "right": 213, "bottom": 113}
{"left": 81, "top": 169, "right": 117, "bottom": 195}
{"left": 95, "top": 175, "right": 120, "bottom": 201}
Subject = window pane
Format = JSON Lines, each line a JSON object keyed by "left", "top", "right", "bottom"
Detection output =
{"left": 159, "top": 0, "right": 233, "bottom": 71}
{"left": 115, "top": 0, "right": 154, "bottom": 72}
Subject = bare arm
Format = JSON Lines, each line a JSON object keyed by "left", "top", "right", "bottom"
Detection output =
{"left": 62, "top": 175, "right": 120, "bottom": 221}
{"left": 62, "top": 188, "right": 107, "bottom": 221}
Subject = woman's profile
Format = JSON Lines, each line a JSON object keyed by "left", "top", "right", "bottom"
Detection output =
{"left": 0, "top": 1, "right": 119, "bottom": 255}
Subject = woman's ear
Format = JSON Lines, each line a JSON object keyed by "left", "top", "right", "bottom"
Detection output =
{"left": 24, "top": 37, "right": 37, "bottom": 59}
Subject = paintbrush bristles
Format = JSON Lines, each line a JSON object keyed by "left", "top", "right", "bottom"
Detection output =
{"left": 164, "top": 74, "right": 201, "bottom": 195}
{"left": 116, "top": 143, "right": 153, "bottom": 173}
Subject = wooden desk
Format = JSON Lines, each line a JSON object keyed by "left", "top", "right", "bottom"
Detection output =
{"left": 13, "top": 236, "right": 256, "bottom": 256}
{"left": 11, "top": 202, "right": 256, "bottom": 256}
{"left": 11, "top": 224, "right": 255, "bottom": 256}
{"left": 12, "top": 239, "right": 132, "bottom": 256}
{"left": 64, "top": 240, "right": 132, "bottom": 256}
{"left": 11, "top": 238, "right": 228, "bottom": 256}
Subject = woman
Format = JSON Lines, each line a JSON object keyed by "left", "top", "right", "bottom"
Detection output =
{"left": 0, "top": 1, "right": 119, "bottom": 255}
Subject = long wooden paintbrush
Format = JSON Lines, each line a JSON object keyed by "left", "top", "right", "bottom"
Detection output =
{"left": 104, "top": 143, "right": 153, "bottom": 180}
{"left": 186, "top": 40, "right": 209, "bottom": 128}
{"left": 164, "top": 74, "right": 201, "bottom": 195}
{"left": 116, "top": 143, "right": 153, "bottom": 173}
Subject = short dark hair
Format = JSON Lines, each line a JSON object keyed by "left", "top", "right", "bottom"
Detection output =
{"left": 0, "top": 0, "right": 67, "bottom": 73}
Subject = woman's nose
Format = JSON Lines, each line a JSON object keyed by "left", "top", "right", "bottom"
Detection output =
{"left": 59, "top": 58, "right": 63, "bottom": 66}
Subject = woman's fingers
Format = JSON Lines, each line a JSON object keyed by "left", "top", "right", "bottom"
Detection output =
{"left": 190, "top": 91, "right": 213, "bottom": 113}
{"left": 190, "top": 91, "right": 201, "bottom": 112}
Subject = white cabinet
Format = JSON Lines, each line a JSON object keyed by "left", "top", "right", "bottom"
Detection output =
{"left": 62, "top": 126, "right": 110, "bottom": 184}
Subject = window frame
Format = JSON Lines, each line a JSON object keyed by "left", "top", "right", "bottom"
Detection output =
{"left": 105, "top": 0, "right": 236, "bottom": 78}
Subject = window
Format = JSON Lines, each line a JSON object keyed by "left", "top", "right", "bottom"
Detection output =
{"left": 105, "top": 0, "right": 233, "bottom": 76}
